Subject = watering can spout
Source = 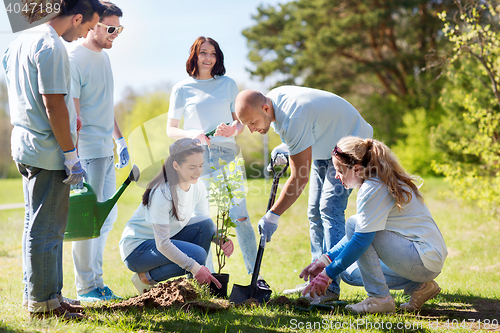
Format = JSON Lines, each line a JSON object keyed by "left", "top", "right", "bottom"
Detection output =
{"left": 65, "top": 165, "right": 140, "bottom": 241}
{"left": 96, "top": 164, "right": 140, "bottom": 229}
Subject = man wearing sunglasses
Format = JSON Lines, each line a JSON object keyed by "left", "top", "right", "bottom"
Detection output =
{"left": 68, "top": 0, "right": 128, "bottom": 302}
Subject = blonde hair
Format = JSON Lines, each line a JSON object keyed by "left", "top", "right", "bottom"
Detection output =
{"left": 333, "top": 136, "right": 422, "bottom": 209}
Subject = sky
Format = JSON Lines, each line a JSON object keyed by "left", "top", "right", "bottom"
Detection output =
{"left": 0, "top": 0, "right": 283, "bottom": 103}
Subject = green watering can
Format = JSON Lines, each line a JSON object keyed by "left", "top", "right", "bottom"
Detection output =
{"left": 64, "top": 164, "right": 140, "bottom": 241}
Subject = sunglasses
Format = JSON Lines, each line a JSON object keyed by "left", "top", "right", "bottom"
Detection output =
{"left": 97, "top": 22, "right": 124, "bottom": 34}
{"left": 332, "top": 145, "right": 357, "bottom": 167}
{"left": 173, "top": 138, "right": 202, "bottom": 155}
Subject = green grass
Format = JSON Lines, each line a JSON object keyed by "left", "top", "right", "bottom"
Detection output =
{"left": 0, "top": 177, "right": 499, "bottom": 332}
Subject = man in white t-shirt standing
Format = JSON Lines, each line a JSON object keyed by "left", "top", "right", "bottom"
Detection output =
{"left": 235, "top": 86, "right": 373, "bottom": 303}
{"left": 69, "top": 0, "right": 128, "bottom": 302}
{"left": 2, "top": 0, "right": 103, "bottom": 320}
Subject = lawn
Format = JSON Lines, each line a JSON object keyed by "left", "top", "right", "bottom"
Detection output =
{"left": 0, "top": 176, "right": 499, "bottom": 332}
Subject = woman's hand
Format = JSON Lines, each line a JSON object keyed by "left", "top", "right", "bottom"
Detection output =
{"left": 189, "top": 130, "right": 211, "bottom": 145}
{"left": 194, "top": 265, "right": 222, "bottom": 288}
{"left": 302, "top": 270, "right": 332, "bottom": 298}
{"left": 220, "top": 239, "right": 234, "bottom": 257}
{"left": 214, "top": 122, "right": 237, "bottom": 137}
{"left": 299, "top": 259, "right": 327, "bottom": 282}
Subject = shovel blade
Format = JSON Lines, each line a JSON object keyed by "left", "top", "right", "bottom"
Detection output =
{"left": 229, "top": 284, "right": 272, "bottom": 305}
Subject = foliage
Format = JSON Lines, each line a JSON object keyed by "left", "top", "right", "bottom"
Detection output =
{"left": 206, "top": 157, "right": 245, "bottom": 275}
{"left": 433, "top": 0, "right": 500, "bottom": 213}
{"left": 243, "top": 0, "right": 452, "bottom": 145}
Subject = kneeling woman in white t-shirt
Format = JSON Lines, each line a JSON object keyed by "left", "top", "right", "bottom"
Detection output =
{"left": 119, "top": 138, "right": 233, "bottom": 294}
{"left": 300, "top": 136, "right": 447, "bottom": 314}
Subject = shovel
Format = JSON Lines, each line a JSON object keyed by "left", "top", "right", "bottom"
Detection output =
{"left": 64, "top": 164, "right": 140, "bottom": 241}
{"left": 229, "top": 157, "right": 289, "bottom": 305}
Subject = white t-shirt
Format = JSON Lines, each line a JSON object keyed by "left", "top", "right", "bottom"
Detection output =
{"left": 119, "top": 181, "right": 210, "bottom": 267}
{"left": 355, "top": 178, "right": 448, "bottom": 272}
{"left": 2, "top": 24, "right": 76, "bottom": 170}
{"left": 268, "top": 86, "right": 373, "bottom": 160}
{"left": 168, "top": 75, "right": 239, "bottom": 148}
{"left": 69, "top": 44, "right": 114, "bottom": 159}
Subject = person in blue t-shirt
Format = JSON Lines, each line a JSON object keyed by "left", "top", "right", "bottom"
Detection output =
{"left": 69, "top": 0, "right": 128, "bottom": 303}
{"left": 235, "top": 87, "right": 373, "bottom": 303}
{"left": 300, "top": 136, "right": 447, "bottom": 314}
{"left": 2, "top": 0, "right": 104, "bottom": 320}
{"left": 166, "top": 37, "right": 266, "bottom": 288}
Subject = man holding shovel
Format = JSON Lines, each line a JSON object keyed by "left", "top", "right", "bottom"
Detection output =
{"left": 235, "top": 86, "right": 373, "bottom": 304}
{"left": 69, "top": 0, "right": 128, "bottom": 302}
{"left": 2, "top": 0, "right": 104, "bottom": 320}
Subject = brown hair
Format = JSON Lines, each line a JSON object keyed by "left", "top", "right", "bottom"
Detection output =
{"left": 333, "top": 136, "right": 423, "bottom": 209}
{"left": 186, "top": 36, "right": 226, "bottom": 78}
{"left": 99, "top": 0, "right": 122, "bottom": 22}
{"left": 22, "top": 0, "right": 105, "bottom": 24}
{"left": 142, "top": 138, "right": 203, "bottom": 221}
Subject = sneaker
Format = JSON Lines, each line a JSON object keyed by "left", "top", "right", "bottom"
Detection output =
{"left": 101, "top": 286, "right": 122, "bottom": 300}
{"left": 256, "top": 279, "right": 271, "bottom": 290}
{"left": 400, "top": 280, "right": 440, "bottom": 311}
{"left": 303, "top": 289, "right": 340, "bottom": 305}
{"left": 283, "top": 281, "right": 309, "bottom": 295}
{"left": 77, "top": 287, "right": 115, "bottom": 302}
{"left": 131, "top": 273, "right": 152, "bottom": 295}
{"left": 29, "top": 306, "right": 85, "bottom": 321}
{"left": 346, "top": 296, "right": 396, "bottom": 314}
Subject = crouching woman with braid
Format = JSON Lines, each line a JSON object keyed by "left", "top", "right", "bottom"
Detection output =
{"left": 300, "top": 136, "right": 447, "bottom": 313}
{"left": 119, "top": 138, "right": 233, "bottom": 294}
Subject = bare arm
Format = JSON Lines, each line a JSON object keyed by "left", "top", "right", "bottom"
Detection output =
{"left": 270, "top": 146, "right": 312, "bottom": 216}
{"left": 43, "top": 94, "right": 75, "bottom": 152}
{"left": 113, "top": 117, "right": 123, "bottom": 140}
{"left": 231, "top": 113, "right": 245, "bottom": 135}
{"left": 166, "top": 118, "right": 190, "bottom": 140}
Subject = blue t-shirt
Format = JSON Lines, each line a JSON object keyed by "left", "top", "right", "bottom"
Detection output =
{"left": 268, "top": 86, "right": 373, "bottom": 160}
{"left": 69, "top": 44, "right": 114, "bottom": 159}
{"left": 2, "top": 24, "right": 76, "bottom": 170}
{"left": 168, "top": 75, "right": 239, "bottom": 148}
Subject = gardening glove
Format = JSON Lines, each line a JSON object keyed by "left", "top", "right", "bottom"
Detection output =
{"left": 267, "top": 143, "right": 289, "bottom": 172}
{"left": 189, "top": 130, "right": 211, "bottom": 145}
{"left": 214, "top": 120, "right": 239, "bottom": 137}
{"left": 63, "top": 149, "right": 85, "bottom": 185}
{"left": 220, "top": 239, "right": 234, "bottom": 257}
{"left": 302, "top": 269, "right": 332, "bottom": 298}
{"left": 192, "top": 264, "right": 222, "bottom": 288}
{"left": 115, "top": 137, "right": 130, "bottom": 169}
{"left": 258, "top": 211, "right": 279, "bottom": 243}
{"left": 299, "top": 254, "right": 332, "bottom": 281}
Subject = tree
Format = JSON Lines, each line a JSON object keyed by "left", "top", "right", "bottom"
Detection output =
{"left": 243, "top": 0, "right": 453, "bottom": 144}
{"left": 0, "top": 81, "right": 17, "bottom": 178}
{"left": 432, "top": 0, "right": 500, "bottom": 213}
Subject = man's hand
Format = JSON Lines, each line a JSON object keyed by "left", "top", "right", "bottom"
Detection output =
{"left": 63, "top": 149, "right": 85, "bottom": 185}
{"left": 258, "top": 211, "right": 280, "bottom": 242}
{"left": 115, "top": 137, "right": 130, "bottom": 169}
{"left": 267, "top": 143, "right": 289, "bottom": 171}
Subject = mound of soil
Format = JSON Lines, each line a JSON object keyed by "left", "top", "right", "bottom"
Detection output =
{"left": 97, "top": 278, "right": 230, "bottom": 313}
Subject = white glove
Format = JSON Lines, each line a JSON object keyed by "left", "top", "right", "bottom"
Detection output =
{"left": 115, "top": 137, "right": 130, "bottom": 169}
{"left": 62, "top": 149, "right": 85, "bottom": 185}
{"left": 267, "top": 143, "right": 289, "bottom": 171}
{"left": 258, "top": 211, "right": 280, "bottom": 242}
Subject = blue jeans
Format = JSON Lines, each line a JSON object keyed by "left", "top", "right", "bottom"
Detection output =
{"left": 308, "top": 158, "right": 351, "bottom": 295}
{"left": 18, "top": 163, "right": 69, "bottom": 312}
{"left": 123, "top": 218, "right": 214, "bottom": 283}
{"left": 72, "top": 156, "right": 117, "bottom": 294}
{"left": 342, "top": 215, "right": 441, "bottom": 297}
{"left": 201, "top": 144, "right": 257, "bottom": 275}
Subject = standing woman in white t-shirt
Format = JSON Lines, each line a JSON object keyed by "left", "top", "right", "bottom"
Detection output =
{"left": 167, "top": 37, "right": 260, "bottom": 283}
{"left": 300, "top": 136, "right": 447, "bottom": 314}
{"left": 119, "top": 138, "right": 233, "bottom": 294}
